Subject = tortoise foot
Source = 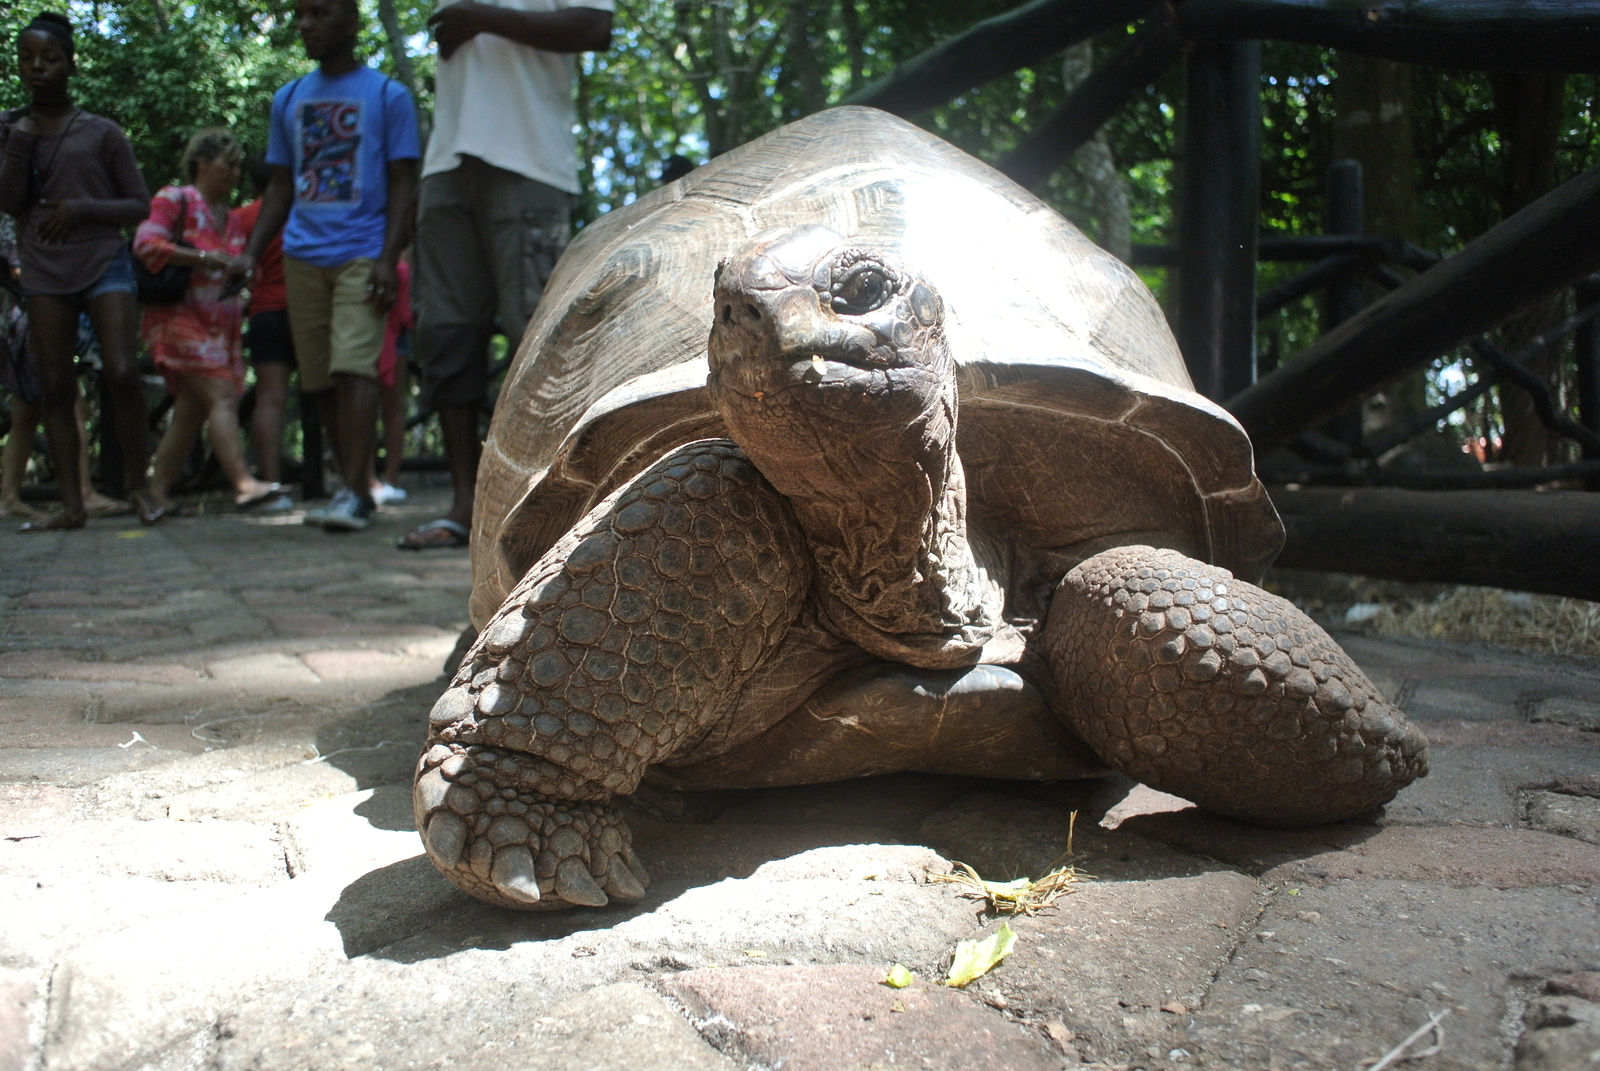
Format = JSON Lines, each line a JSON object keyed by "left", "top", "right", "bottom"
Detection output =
{"left": 1045, "top": 546, "right": 1429, "bottom": 826}
{"left": 414, "top": 743, "right": 649, "bottom": 911}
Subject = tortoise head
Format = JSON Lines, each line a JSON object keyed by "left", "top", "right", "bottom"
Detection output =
{"left": 706, "top": 225, "right": 956, "bottom": 477}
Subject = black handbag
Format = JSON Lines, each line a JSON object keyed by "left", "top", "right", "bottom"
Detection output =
{"left": 134, "top": 188, "right": 193, "bottom": 305}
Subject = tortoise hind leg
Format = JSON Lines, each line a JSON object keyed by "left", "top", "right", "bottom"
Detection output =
{"left": 1043, "top": 545, "right": 1428, "bottom": 826}
{"left": 416, "top": 439, "right": 811, "bottom": 909}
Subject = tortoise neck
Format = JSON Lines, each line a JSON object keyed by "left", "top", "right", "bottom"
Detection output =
{"left": 737, "top": 381, "right": 1016, "bottom": 669}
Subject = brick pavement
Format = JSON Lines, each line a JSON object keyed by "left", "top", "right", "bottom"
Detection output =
{"left": 0, "top": 495, "right": 1597, "bottom": 1071}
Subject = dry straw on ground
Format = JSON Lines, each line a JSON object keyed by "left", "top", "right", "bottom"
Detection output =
{"left": 1265, "top": 568, "right": 1600, "bottom": 662}
{"left": 1373, "top": 587, "right": 1600, "bottom": 659}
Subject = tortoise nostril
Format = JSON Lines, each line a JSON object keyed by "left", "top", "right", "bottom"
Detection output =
{"left": 720, "top": 303, "right": 733, "bottom": 325}
{"left": 743, "top": 303, "right": 761, "bottom": 322}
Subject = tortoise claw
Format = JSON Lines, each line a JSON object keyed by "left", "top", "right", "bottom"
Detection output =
{"left": 490, "top": 845, "right": 542, "bottom": 904}
{"left": 602, "top": 859, "right": 647, "bottom": 901}
{"left": 424, "top": 811, "right": 467, "bottom": 868}
{"left": 555, "top": 858, "right": 609, "bottom": 906}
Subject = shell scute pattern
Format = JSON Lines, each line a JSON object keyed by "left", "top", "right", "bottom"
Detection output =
{"left": 1049, "top": 545, "right": 1429, "bottom": 824}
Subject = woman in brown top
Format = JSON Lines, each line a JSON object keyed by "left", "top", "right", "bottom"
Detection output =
{"left": 0, "top": 12, "right": 160, "bottom": 529}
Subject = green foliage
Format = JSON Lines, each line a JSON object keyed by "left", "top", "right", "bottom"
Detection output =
{"left": 2, "top": 0, "right": 425, "bottom": 201}
{"left": 5, "top": 0, "right": 1600, "bottom": 465}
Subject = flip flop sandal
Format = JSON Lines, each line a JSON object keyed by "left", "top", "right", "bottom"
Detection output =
{"left": 236, "top": 484, "right": 285, "bottom": 510}
{"left": 398, "top": 518, "right": 469, "bottom": 550}
{"left": 18, "top": 509, "right": 88, "bottom": 532}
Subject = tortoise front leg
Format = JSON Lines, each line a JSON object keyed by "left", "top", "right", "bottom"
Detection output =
{"left": 1043, "top": 546, "right": 1428, "bottom": 825}
{"left": 416, "top": 440, "right": 811, "bottom": 909}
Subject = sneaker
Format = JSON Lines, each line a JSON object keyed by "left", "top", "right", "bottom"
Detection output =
{"left": 257, "top": 493, "right": 295, "bottom": 514}
{"left": 302, "top": 503, "right": 330, "bottom": 526}
{"left": 372, "top": 482, "right": 407, "bottom": 506}
{"left": 322, "top": 488, "right": 376, "bottom": 532}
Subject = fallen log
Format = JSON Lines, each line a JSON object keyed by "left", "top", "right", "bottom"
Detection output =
{"left": 1270, "top": 486, "right": 1600, "bottom": 601}
{"left": 1227, "top": 162, "right": 1600, "bottom": 450}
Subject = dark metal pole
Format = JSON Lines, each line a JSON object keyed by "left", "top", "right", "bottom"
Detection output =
{"left": 1176, "top": 39, "right": 1261, "bottom": 402}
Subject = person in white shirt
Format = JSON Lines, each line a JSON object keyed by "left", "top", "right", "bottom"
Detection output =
{"left": 399, "top": 0, "right": 612, "bottom": 550}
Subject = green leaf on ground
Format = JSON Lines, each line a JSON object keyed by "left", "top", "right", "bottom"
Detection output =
{"left": 945, "top": 921, "right": 1017, "bottom": 987}
{"left": 883, "top": 963, "right": 915, "bottom": 988}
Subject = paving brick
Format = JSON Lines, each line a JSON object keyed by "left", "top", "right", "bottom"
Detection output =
{"left": 1182, "top": 881, "right": 1600, "bottom": 1071}
{"left": 1121, "top": 811, "right": 1600, "bottom": 888}
{"left": 0, "top": 968, "right": 35, "bottom": 1071}
{"left": 660, "top": 964, "right": 1059, "bottom": 1071}
{"left": 0, "top": 650, "right": 195, "bottom": 685}
{"left": 1525, "top": 791, "right": 1600, "bottom": 846}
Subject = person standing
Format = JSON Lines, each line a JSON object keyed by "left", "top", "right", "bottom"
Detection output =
{"left": 0, "top": 12, "right": 159, "bottom": 529}
{"left": 396, "top": 0, "right": 611, "bottom": 549}
{"left": 239, "top": 0, "right": 419, "bottom": 533}
{"left": 233, "top": 154, "right": 295, "bottom": 510}
{"left": 134, "top": 128, "right": 280, "bottom": 512}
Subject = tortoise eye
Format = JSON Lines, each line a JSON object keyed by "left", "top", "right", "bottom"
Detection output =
{"left": 831, "top": 266, "right": 891, "bottom": 315}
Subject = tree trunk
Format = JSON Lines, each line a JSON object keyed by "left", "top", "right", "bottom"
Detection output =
{"left": 1060, "top": 42, "right": 1132, "bottom": 261}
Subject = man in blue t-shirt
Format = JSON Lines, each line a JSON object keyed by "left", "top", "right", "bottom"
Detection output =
{"left": 238, "top": 0, "right": 419, "bottom": 533}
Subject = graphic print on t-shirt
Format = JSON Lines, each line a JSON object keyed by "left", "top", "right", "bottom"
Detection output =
{"left": 296, "top": 100, "right": 361, "bottom": 204}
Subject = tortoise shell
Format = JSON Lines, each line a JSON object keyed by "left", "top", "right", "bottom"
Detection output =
{"left": 469, "top": 106, "right": 1281, "bottom": 629}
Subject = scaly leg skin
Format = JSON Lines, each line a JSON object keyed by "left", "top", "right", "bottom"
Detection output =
{"left": 1045, "top": 545, "right": 1428, "bottom": 826}
{"left": 415, "top": 440, "right": 811, "bottom": 909}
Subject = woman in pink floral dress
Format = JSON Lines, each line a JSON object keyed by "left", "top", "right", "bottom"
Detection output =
{"left": 133, "top": 127, "right": 276, "bottom": 510}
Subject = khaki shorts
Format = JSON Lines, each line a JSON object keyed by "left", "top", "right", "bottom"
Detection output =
{"left": 282, "top": 255, "right": 385, "bottom": 392}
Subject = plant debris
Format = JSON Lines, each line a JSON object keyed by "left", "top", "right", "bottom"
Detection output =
{"left": 945, "top": 922, "right": 1016, "bottom": 987}
{"left": 883, "top": 963, "right": 914, "bottom": 988}
{"left": 930, "top": 811, "right": 1092, "bottom": 915}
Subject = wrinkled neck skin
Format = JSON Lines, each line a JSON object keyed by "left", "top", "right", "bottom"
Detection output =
{"left": 720, "top": 334, "right": 1017, "bottom": 672}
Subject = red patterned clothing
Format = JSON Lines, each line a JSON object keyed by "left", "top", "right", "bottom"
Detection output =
{"left": 231, "top": 198, "right": 287, "bottom": 314}
{"left": 133, "top": 185, "right": 247, "bottom": 391}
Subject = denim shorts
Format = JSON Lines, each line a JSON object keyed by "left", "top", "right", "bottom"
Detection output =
{"left": 25, "top": 245, "right": 139, "bottom": 301}
{"left": 82, "top": 245, "right": 137, "bottom": 300}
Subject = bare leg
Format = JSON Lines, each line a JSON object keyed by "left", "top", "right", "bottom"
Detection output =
{"left": 416, "top": 441, "right": 810, "bottom": 910}
{"left": 71, "top": 392, "right": 121, "bottom": 510}
{"left": 437, "top": 402, "right": 479, "bottom": 527}
{"left": 377, "top": 370, "right": 405, "bottom": 488}
{"left": 150, "top": 384, "right": 207, "bottom": 506}
{"left": 250, "top": 362, "right": 291, "bottom": 484}
{"left": 1044, "top": 545, "right": 1429, "bottom": 826}
{"left": 181, "top": 374, "right": 274, "bottom": 502}
{"left": 24, "top": 294, "right": 86, "bottom": 522}
{"left": 84, "top": 290, "right": 150, "bottom": 495}
{"left": 332, "top": 372, "right": 378, "bottom": 499}
{"left": 1, "top": 399, "right": 42, "bottom": 518}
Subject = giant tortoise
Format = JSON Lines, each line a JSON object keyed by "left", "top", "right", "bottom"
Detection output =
{"left": 414, "top": 106, "right": 1429, "bottom": 910}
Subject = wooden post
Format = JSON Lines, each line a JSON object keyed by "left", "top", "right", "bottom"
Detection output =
{"left": 1321, "top": 159, "right": 1365, "bottom": 448}
{"left": 1177, "top": 40, "right": 1261, "bottom": 402}
{"left": 1227, "top": 161, "right": 1600, "bottom": 450}
{"left": 1571, "top": 277, "right": 1600, "bottom": 490}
